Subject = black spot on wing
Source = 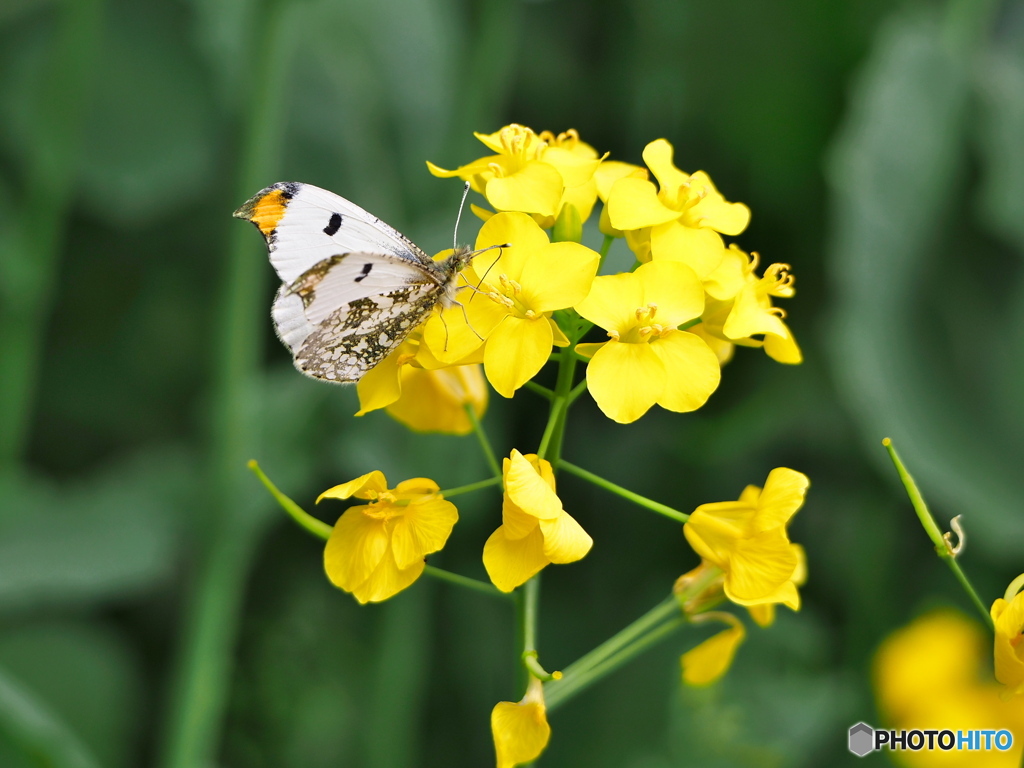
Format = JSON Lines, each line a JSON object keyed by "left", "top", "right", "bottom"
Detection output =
{"left": 354, "top": 262, "right": 373, "bottom": 283}
{"left": 324, "top": 212, "right": 342, "bottom": 236}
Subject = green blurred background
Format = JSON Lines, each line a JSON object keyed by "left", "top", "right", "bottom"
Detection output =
{"left": 1, "top": 0, "right": 1022, "bottom": 765}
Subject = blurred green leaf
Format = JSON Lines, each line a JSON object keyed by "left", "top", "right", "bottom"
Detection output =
{"left": 76, "top": 3, "right": 217, "bottom": 226}
{"left": 0, "top": 448, "right": 191, "bottom": 610}
{"left": 0, "top": 663, "right": 103, "bottom": 768}
{"left": 975, "top": 43, "right": 1024, "bottom": 250}
{"left": 825, "top": 4, "right": 1024, "bottom": 559}
{"left": 0, "top": 621, "right": 143, "bottom": 768}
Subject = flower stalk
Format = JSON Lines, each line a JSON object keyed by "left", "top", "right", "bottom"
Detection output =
{"left": 883, "top": 438, "right": 992, "bottom": 629}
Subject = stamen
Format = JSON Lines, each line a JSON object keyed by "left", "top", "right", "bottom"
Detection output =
{"left": 524, "top": 309, "right": 537, "bottom": 319}
{"left": 487, "top": 161, "right": 504, "bottom": 178}
{"left": 395, "top": 353, "right": 416, "bottom": 367}
{"left": 607, "top": 329, "right": 621, "bottom": 341}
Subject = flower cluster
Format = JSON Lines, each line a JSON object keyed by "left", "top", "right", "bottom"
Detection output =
{"left": 352, "top": 122, "right": 801, "bottom": 431}
{"left": 258, "top": 124, "right": 809, "bottom": 768}
{"left": 677, "top": 468, "right": 809, "bottom": 685}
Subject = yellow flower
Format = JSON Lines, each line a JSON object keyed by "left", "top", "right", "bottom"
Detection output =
{"left": 992, "top": 584, "right": 1024, "bottom": 697}
{"left": 606, "top": 138, "right": 750, "bottom": 277}
{"left": 491, "top": 677, "right": 551, "bottom": 768}
{"left": 575, "top": 260, "right": 721, "bottom": 423}
{"left": 355, "top": 328, "right": 487, "bottom": 435}
{"left": 319, "top": 471, "right": 457, "bottom": 604}
{"left": 683, "top": 467, "right": 808, "bottom": 608}
{"left": 423, "top": 213, "right": 599, "bottom": 398}
{"left": 427, "top": 124, "right": 603, "bottom": 226}
{"left": 875, "top": 610, "right": 1024, "bottom": 767}
{"left": 483, "top": 450, "right": 592, "bottom": 592}
{"left": 699, "top": 246, "right": 802, "bottom": 365}
{"left": 680, "top": 611, "right": 745, "bottom": 686}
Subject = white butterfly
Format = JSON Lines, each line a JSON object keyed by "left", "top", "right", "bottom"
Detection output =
{"left": 234, "top": 182, "right": 476, "bottom": 383}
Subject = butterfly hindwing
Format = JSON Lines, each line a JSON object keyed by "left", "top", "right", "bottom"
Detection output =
{"left": 281, "top": 280, "right": 441, "bottom": 382}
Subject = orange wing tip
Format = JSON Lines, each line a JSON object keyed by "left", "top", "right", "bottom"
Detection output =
{"left": 233, "top": 182, "right": 302, "bottom": 238}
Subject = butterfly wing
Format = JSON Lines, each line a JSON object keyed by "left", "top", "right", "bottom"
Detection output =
{"left": 271, "top": 250, "right": 446, "bottom": 381}
{"left": 233, "top": 181, "right": 434, "bottom": 284}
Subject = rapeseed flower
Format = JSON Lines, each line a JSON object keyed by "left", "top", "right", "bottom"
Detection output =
{"left": 680, "top": 611, "right": 745, "bottom": 686}
{"left": 606, "top": 138, "right": 750, "bottom": 277}
{"left": 491, "top": 677, "right": 551, "bottom": 768}
{"left": 683, "top": 467, "right": 808, "bottom": 609}
{"left": 355, "top": 329, "right": 487, "bottom": 434}
{"left": 427, "top": 124, "right": 603, "bottom": 227}
{"left": 483, "top": 450, "right": 592, "bottom": 592}
{"left": 991, "top": 581, "right": 1024, "bottom": 697}
{"left": 575, "top": 260, "right": 720, "bottom": 423}
{"left": 423, "top": 213, "right": 599, "bottom": 397}
{"left": 875, "top": 611, "right": 1024, "bottom": 767}
{"left": 319, "top": 471, "right": 457, "bottom": 603}
{"left": 700, "top": 246, "right": 802, "bottom": 364}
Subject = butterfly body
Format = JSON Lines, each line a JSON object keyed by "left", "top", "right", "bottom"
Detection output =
{"left": 234, "top": 182, "right": 473, "bottom": 382}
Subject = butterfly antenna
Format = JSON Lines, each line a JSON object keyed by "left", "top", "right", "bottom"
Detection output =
{"left": 454, "top": 181, "right": 471, "bottom": 252}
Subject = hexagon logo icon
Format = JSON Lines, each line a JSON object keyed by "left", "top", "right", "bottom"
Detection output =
{"left": 849, "top": 722, "right": 875, "bottom": 757}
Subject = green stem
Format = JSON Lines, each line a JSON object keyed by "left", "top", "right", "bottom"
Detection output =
{"left": 516, "top": 575, "right": 541, "bottom": 694}
{"left": 0, "top": 0, "right": 104, "bottom": 469}
{"left": 465, "top": 404, "right": 502, "bottom": 481}
{"left": 544, "top": 596, "right": 684, "bottom": 711}
{"left": 439, "top": 475, "right": 501, "bottom": 498}
{"left": 537, "top": 345, "right": 577, "bottom": 464}
{"left": 523, "top": 380, "right": 554, "bottom": 400}
{"left": 422, "top": 565, "right": 510, "bottom": 599}
{"left": 158, "top": 4, "right": 298, "bottom": 767}
{"left": 568, "top": 378, "right": 589, "bottom": 405}
{"left": 559, "top": 460, "right": 690, "bottom": 524}
{"left": 883, "top": 438, "right": 993, "bottom": 629}
{"left": 249, "top": 460, "right": 332, "bottom": 539}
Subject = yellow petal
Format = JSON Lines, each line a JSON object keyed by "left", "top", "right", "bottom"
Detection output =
{"left": 584, "top": 340, "right": 665, "bottom": 423}
{"left": 541, "top": 145, "right": 601, "bottom": 187}
{"left": 747, "top": 603, "right": 775, "bottom": 627}
{"left": 389, "top": 497, "right": 459, "bottom": 569}
{"left": 550, "top": 318, "right": 570, "bottom": 347}
{"left": 993, "top": 593, "right": 1024, "bottom": 693}
{"left": 649, "top": 222, "right": 726, "bottom": 279}
{"left": 594, "top": 160, "right": 648, "bottom": 201}
{"left": 763, "top": 326, "right": 803, "bottom": 364}
{"left": 318, "top": 470, "right": 388, "bottom": 502}
{"left": 642, "top": 138, "right": 691, "bottom": 201}
{"left": 687, "top": 171, "right": 751, "bottom": 235}
{"left": 575, "top": 272, "right": 643, "bottom": 334}
{"left": 501, "top": 499, "right": 541, "bottom": 541}
{"left": 505, "top": 449, "right": 563, "bottom": 520}
{"left": 754, "top": 468, "right": 809, "bottom": 531}
{"left": 483, "top": 525, "right": 549, "bottom": 593}
{"left": 703, "top": 245, "right": 752, "bottom": 301}
{"left": 324, "top": 507, "right": 389, "bottom": 594}
{"left": 384, "top": 364, "right": 488, "bottom": 435}
{"left": 722, "top": 283, "right": 789, "bottom": 341}
{"left": 485, "top": 163, "right": 564, "bottom": 217}
{"left": 491, "top": 687, "right": 551, "bottom": 768}
{"left": 633, "top": 259, "right": 705, "bottom": 327}
{"left": 724, "top": 529, "right": 800, "bottom": 603}
{"left": 484, "top": 316, "right": 553, "bottom": 398}
{"left": 355, "top": 343, "right": 408, "bottom": 415}
{"left": 681, "top": 614, "right": 745, "bottom": 686}
{"left": 574, "top": 342, "right": 604, "bottom": 359}
{"left": 350, "top": 548, "right": 424, "bottom": 604}
{"left": 624, "top": 227, "right": 652, "bottom": 263}
{"left": 687, "top": 324, "right": 735, "bottom": 366}
{"left": 539, "top": 512, "right": 593, "bottom": 563}
{"left": 607, "top": 176, "right": 680, "bottom": 231}
{"left": 393, "top": 477, "right": 441, "bottom": 497}
{"left": 519, "top": 242, "right": 599, "bottom": 313}
{"left": 650, "top": 332, "right": 721, "bottom": 413}
{"left": 476, "top": 211, "right": 551, "bottom": 272}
